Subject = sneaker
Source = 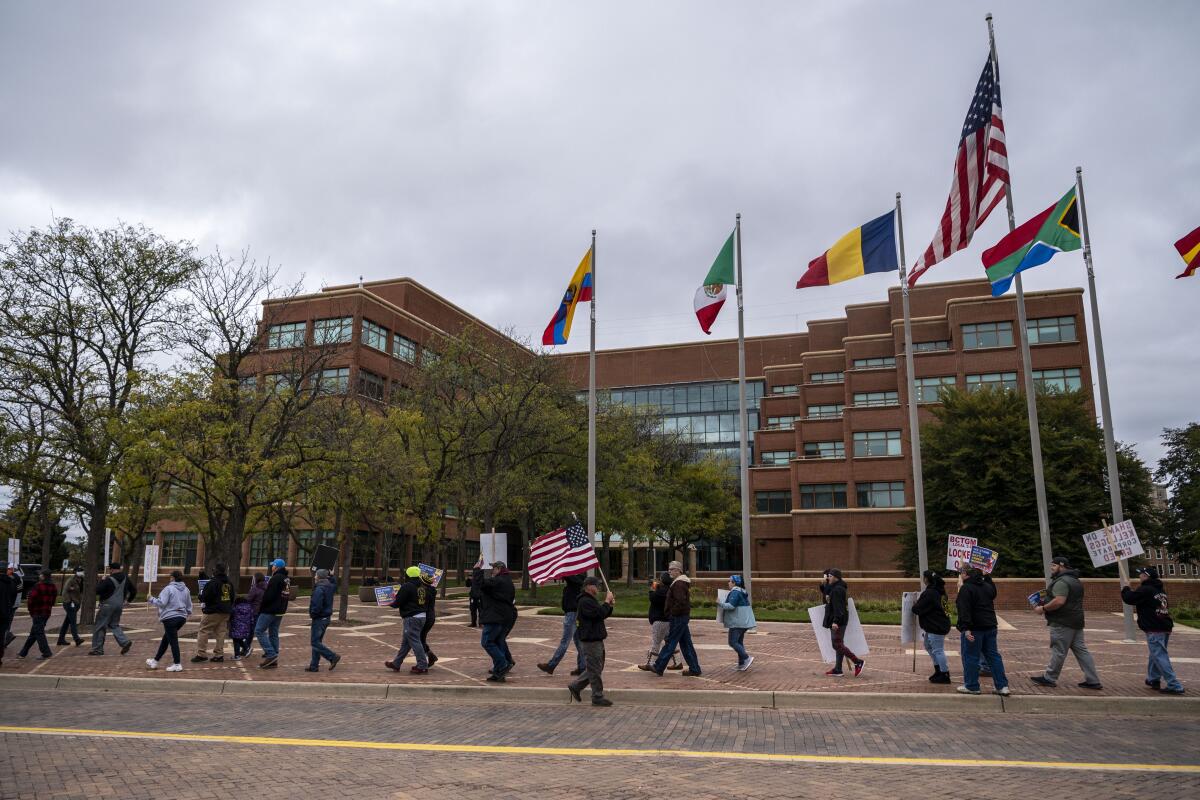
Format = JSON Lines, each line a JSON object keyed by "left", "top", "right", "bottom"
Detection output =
{"left": 410, "top": 666, "right": 429, "bottom": 674}
{"left": 328, "top": 655, "right": 340, "bottom": 672}
{"left": 304, "top": 666, "right": 319, "bottom": 673}
{"left": 210, "top": 656, "right": 224, "bottom": 663}
{"left": 681, "top": 670, "right": 701, "bottom": 677}
{"left": 824, "top": 669, "right": 844, "bottom": 677}
{"left": 930, "top": 671, "right": 952, "bottom": 685}
{"left": 739, "top": 656, "right": 755, "bottom": 672}
{"left": 427, "top": 654, "right": 438, "bottom": 666}
{"left": 258, "top": 655, "right": 278, "bottom": 669}
{"left": 1030, "top": 676, "right": 1057, "bottom": 687}
{"left": 537, "top": 662, "right": 555, "bottom": 675}
{"left": 666, "top": 663, "right": 684, "bottom": 671}
{"left": 1077, "top": 682, "right": 1103, "bottom": 690}
{"left": 146, "top": 658, "right": 159, "bottom": 670}
{"left": 567, "top": 685, "right": 582, "bottom": 703}
{"left": 1159, "top": 687, "right": 1186, "bottom": 695}
{"left": 384, "top": 660, "right": 401, "bottom": 671}
{"left": 993, "top": 686, "right": 1011, "bottom": 696}
{"left": 120, "top": 641, "right": 133, "bottom": 655}
{"left": 853, "top": 660, "right": 865, "bottom": 677}
{"left": 569, "top": 668, "right": 584, "bottom": 676}
{"left": 37, "top": 654, "right": 52, "bottom": 661}
{"left": 486, "top": 673, "right": 506, "bottom": 683}
{"left": 1145, "top": 679, "right": 1161, "bottom": 690}
{"left": 166, "top": 663, "right": 183, "bottom": 672}
{"left": 191, "top": 655, "right": 209, "bottom": 663}
{"left": 87, "top": 650, "right": 103, "bottom": 656}
{"left": 956, "top": 685, "right": 981, "bottom": 695}
{"left": 74, "top": 639, "right": 83, "bottom": 647}
{"left": 499, "top": 662, "right": 515, "bottom": 676}
{"left": 56, "top": 640, "right": 67, "bottom": 648}
{"left": 652, "top": 669, "right": 665, "bottom": 677}
{"left": 591, "top": 697, "right": 613, "bottom": 707}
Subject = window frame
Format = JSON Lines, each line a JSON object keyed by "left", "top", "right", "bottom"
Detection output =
{"left": 915, "top": 376, "right": 956, "bottom": 403}
{"left": 966, "top": 372, "right": 1018, "bottom": 392}
{"left": 853, "top": 430, "right": 902, "bottom": 458}
{"left": 1032, "top": 367, "right": 1082, "bottom": 393}
{"left": 856, "top": 480, "right": 906, "bottom": 508}
{"left": 852, "top": 391, "right": 899, "bottom": 408}
{"left": 803, "top": 440, "right": 845, "bottom": 460}
{"left": 805, "top": 404, "right": 844, "bottom": 420}
{"left": 851, "top": 356, "right": 896, "bottom": 370}
{"left": 313, "top": 316, "right": 353, "bottom": 345}
{"left": 754, "top": 490, "right": 791, "bottom": 514}
{"left": 810, "top": 371, "right": 845, "bottom": 384}
{"left": 798, "top": 483, "right": 848, "bottom": 510}
{"left": 1027, "top": 316, "right": 1077, "bottom": 345}
{"left": 962, "top": 321, "right": 1014, "bottom": 350}
{"left": 357, "top": 368, "right": 386, "bottom": 401}
{"left": 361, "top": 319, "right": 389, "bottom": 352}
{"left": 266, "top": 321, "right": 306, "bottom": 350}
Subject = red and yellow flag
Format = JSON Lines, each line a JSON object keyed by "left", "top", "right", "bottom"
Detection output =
{"left": 1175, "top": 224, "right": 1200, "bottom": 279}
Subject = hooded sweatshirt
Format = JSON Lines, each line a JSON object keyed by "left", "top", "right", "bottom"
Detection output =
{"left": 823, "top": 579, "right": 849, "bottom": 629}
{"left": 149, "top": 581, "right": 193, "bottom": 622}
{"left": 955, "top": 573, "right": 998, "bottom": 632}
{"left": 1121, "top": 577, "right": 1173, "bottom": 632}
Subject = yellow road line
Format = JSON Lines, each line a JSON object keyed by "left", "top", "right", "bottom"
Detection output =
{"left": 1, "top": 725, "right": 1197, "bottom": 773}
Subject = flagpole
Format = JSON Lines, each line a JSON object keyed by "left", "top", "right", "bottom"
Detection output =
{"left": 587, "top": 230, "right": 598, "bottom": 564}
{"left": 734, "top": 213, "right": 753, "bottom": 597}
{"left": 988, "top": 13, "right": 1054, "bottom": 580}
{"left": 1075, "top": 166, "right": 1138, "bottom": 642}
{"left": 896, "top": 193, "right": 929, "bottom": 579}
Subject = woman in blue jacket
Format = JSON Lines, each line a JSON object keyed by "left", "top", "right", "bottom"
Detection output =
{"left": 717, "top": 575, "right": 756, "bottom": 671}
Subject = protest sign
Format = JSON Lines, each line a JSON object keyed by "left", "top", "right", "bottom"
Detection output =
{"left": 197, "top": 579, "right": 209, "bottom": 596}
{"left": 900, "top": 591, "right": 920, "bottom": 645}
{"left": 968, "top": 546, "right": 999, "bottom": 574}
{"left": 1083, "top": 519, "right": 1144, "bottom": 569}
{"left": 142, "top": 544, "right": 160, "bottom": 585}
{"left": 7, "top": 538, "right": 19, "bottom": 567}
{"left": 479, "top": 532, "right": 507, "bottom": 565}
{"left": 808, "top": 599, "right": 870, "bottom": 664}
{"left": 715, "top": 588, "right": 729, "bottom": 625}
{"left": 374, "top": 585, "right": 400, "bottom": 607}
{"left": 945, "top": 535, "right": 976, "bottom": 572}
{"left": 418, "top": 563, "right": 445, "bottom": 588}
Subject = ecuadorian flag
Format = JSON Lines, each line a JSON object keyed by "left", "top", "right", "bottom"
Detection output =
{"left": 797, "top": 211, "right": 898, "bottom": 289}
{"left": 542, "top": 249, "right": 594, "bottom": 345}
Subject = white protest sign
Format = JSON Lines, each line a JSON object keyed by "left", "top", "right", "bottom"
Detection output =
{"left": 809, "top": 598, "right": 870, "bottom": 665}
{"left": 946, "top": 535, "right": 977, "bottom": 572}
{"left": 479, "top": 531, "right": 508, "bottom": 565}
{"left": 142, "top": 544, "right": 160, "bottom": 584}
{"left": 900, "top": 591, "right": 921, "bottom": 646}
{"left": 1083, "top": 519, "right": 1143, "bottom": 568}
{"left": 716, "top": 588, "right": 729, "bottom": 626}
{"left": 7, "top": 538, "right": 19, "bottom": 567}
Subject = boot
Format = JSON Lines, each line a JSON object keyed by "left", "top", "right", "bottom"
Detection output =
{"left": 930, "top": 669, "right": 952, "bottom": 685}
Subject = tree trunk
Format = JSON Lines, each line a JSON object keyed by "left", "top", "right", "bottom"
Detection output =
{"left": 336, "top": 509, "right": 350, "bottom": 622}
{"left": 213, "top": 502, "right": 247, "bottom": 583}
{"left": 647, "top": 538, "right": 655, "bottom": 582}
{"left": 80, "top": 481, "right": 111, "bottom": 626}
{"left": 38, "top": 500, "right": 52, "bottom": 569}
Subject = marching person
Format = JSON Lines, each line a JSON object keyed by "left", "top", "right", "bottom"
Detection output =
{"left": 467, "top": 575, "right": 481, "bottom": 627}
{"left": 1122, "top": 566, "right": 1184, "bottom": 695}
{"left": 955, "top": 567, "right": 1010, "bottom": 696}
{"left": 473, "top": 555, "right": 516, "bottom": 682}
{"left": 717, "top": 574, "right": 755, "bottom": 671}
{"left": 229, "top": 591, "right": 256, "bottom": 661}
{"left": 146, "top": 570, "right": 192, "bottom": 672}
{"left": 193, "top": 562, "right": 234, "bottom": 663}
{"left": 17, "top": 570, "right": 57, "bottom": 661}
{"left": 638, "top": 571, "right": 681, "bottom": 671}
{"left": 254, "top": 559, "right": 291, "bottom": 669}
{"left": 0, "top": 564, "right": 20, "bottom": 666}
{"left": 912, "top": 570, "right": 952, "bottom": 684}
{"left": 56, "top": 568, "right": 85, "bottom": 647}
{"left": 90, "top": 562, "right": 137, "bottom": 656}
{"left": 650, "top": 561, "right": 701, "bottom": 677}
{"left": 1031, "top": 556, "right": 1102, "bottom": 690}
{"left": 419, "top": 568, "right": 438, "bottom": 667}
{"left": 567, "top": 577, "right": 614, "bottom": 707}
{"left": 384, "top": 566, "right": 430, "bottom": 674}
{"left": 822, "top": 569, "right": 865, "bottom": 677}
{"left": 538, "top": 573, "right": 586, "bottom": 676}
{"left": 306, "top": 568, "right": 340, "bottom": 672}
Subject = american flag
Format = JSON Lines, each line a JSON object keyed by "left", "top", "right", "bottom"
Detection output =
{"left": 527, "top": 522, "right": 599, "bottom": 585}
{"left": 908, "top": 58, "right": 1010, "bottom": 287}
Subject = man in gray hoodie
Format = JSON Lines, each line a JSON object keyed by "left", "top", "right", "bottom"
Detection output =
{"left": 1031, "top": 556, "right": 1102, "bottom": 690}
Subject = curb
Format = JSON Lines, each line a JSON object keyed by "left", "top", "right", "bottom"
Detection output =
{"left": 2, "top": 674, "right": 1195, "bottom": 716}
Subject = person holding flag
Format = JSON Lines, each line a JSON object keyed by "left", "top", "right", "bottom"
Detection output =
{"left": 567, "top": 577, "right": 615, "bottom": 707}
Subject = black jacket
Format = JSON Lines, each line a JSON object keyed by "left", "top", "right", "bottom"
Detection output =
{"left": 575, "top": 590, "right": 613, "bottom": 642}
{"left": 1122, "top": 578, "right": 1173, "bottom": 632}
{"left": 390, "top": 577, "right": 427, "bottom": 618}
{"left": 822, "top": 580, "right": 849, "bottom": 629}
{"left": 911, "top": 585, "right": 952, "bottom": 636}
{"left": 200, "top": 573, "right": 234, "bottom": 615}
{"left": 259, "top": 569, "right": 291, "bottom": 615}
{"left": 97, "top": 572, "right": 138, "bottom": 604}
{"left": 648, "top": 580, "right": 670, "bottom": 623}
{"left": 955, "top": 574, "right": 998, "bottom": 632}
{"left": 422, "top": 579, "right": 437, "bottom": 619}
{"left": 473, "top": 567, "right": 516, "bottom": 626}
{"left": 0, "top": 573, "right": 19, "bottom": 615}
{"left": 560, "top": 574, "right": 584, "bottom": 613}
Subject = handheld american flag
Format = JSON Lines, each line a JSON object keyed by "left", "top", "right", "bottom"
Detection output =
{"left": 527, "top": 522, "right": 599, "bottom": 585}
{"left": 908, "top": 57, "right": 1010, "bottom": 287}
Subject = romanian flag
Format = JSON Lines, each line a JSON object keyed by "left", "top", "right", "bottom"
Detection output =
{"left": 542, "top": 249, "right": 594, "bottom": 345}
{"left": 981, "top": 187, "right": 1080, "bottom": 297}
{"left": 1175, "top": 224, "right": 1200, "bottom": 279}
{"left": 797, "top": 211, "right": 897, "bottom": 289}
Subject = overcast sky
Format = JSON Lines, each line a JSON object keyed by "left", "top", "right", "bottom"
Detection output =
{"left": 1, "top": 1, "right": 1196, "bottom": 469}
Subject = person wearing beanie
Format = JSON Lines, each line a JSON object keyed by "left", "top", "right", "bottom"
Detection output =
{"left": 254, "top": 558, "right": 291, "bottom": 669}
{"left": 650, "top": 560, "right": 702, "bottom": 676}
{"left": 419, "top": 568, "right": 439, "bottom": 668}
{"left": 56, "top": 568, "right": 85, "bottom": 647}
{"left": 822, "top": 568, "right": 865, "bottom": 677}
{"left": 89, "top": 562, "right": 137, "bottom": 656}
{"left": 193, "top": 562, "right": 235, "bottom": 664}
{"left": 1031, "top": 556, "right": 1102, "bottom": 690}
{"left": 305, "top": 568, "right": 340, "bottom": 672}
{"left": 473, "top": 555, "right": 517, "bottom": 682}
{"left": 385, "top": 566, "right": 431, "bottom": 674}
{"left": 146, "top": 571, "right": 192, "bottom": 672}
{"left": 955, "top": 567, "right": 1009, "bottom": 696}
{"left": 17, "top": 570, "right": 57, "bottom": 661}
{"left": 567, "top": 577, "right": 615, "bottom": 706}
{"left": 1122, "top": 566, "right": 1184, "bottom": 694}
{"left": 717, "top": 574, "right": 756, "bottom": 671}
{"left": 912, "top": 570, "right": 953, "bottom": 684}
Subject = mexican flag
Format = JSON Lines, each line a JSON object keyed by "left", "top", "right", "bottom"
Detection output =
{"left": 694, "top": 230, "right": 735, "bottom": 334}
{"left": 982, "top": 187, "right": 1080, "bottom": 296}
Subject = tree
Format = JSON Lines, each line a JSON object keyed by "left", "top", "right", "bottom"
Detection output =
{"left": 0, "top": 219, "right": 196, "bottom": 622}
{"left": 1156, "top": 423, "right": 1200, "bottom": 562}
{"left": 897, "top": 388, "right": 1158, "bottom": 576}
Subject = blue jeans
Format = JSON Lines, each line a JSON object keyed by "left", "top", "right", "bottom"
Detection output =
{"left": 254, "top": 613, "right": 282, "bottom": 658}
{"left": 1146, "top": 632, "right": 1183, "bottom": 691}
{"left": 57, "top": 603, "right": 82, "bottom": 644}
{"left": 547, "top": 611, "right": 584, "bottom": 671}
{"left": 961, "top": 629, "right": 1008, "bottom": 691}
{"left": 923, "top": 632, "right": 949, "bottom": 672}
{"left": 653, "top": 616, "right": 700, "bottom": 674}
{"left": 727, "top": 627, "right": 749, "bottom": 665}
{"left": 309, "top": 616, "right": 338, "bottom": 668}
{"left": 481, "top": 623, "right": 511, "bottom": 672}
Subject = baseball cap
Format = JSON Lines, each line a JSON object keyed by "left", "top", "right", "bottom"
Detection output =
{"left": 108, "top": 562, "right": 122, "bottom": 570}
{"left": 1051, "top": 557, "right": 1070, "bottom": 567}
{"left": 271, "top": 558, "right": 286, "bottom": 569}
{"left": 1137, "top": 566, "right": 1158, "bottom": 578}
{"left": 490, "top": 561, "right": 507, "bottom": 570}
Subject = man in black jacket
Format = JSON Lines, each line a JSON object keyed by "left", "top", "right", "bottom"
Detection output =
{"left": 473, "top": 556, "right": 516, "bottom": 682}
{"left": 955, "top": 568, "right": 1010, "bottom": 696}
{"left": 254, "top": 559, "right": 291, "bottom": 669}
{"left": 385, "top": 566, "right": 431, "bottom": 674}
{"left": 567, "top": 577, "right": 615, "bottom": 707}
{"left": 194, "top": 562, "right": 234, "bottom": 663}
{"left": 537, "top": 573, "right": 586, "bottom": 676}
{"left": 1122, "top": 566, "right": 1184, "bottom": 694}
{"left": 0, "top": 564, "right": 20, "bottom": 665}
{"left": 638, "top": 572, "right": 681, "bottom": 671}
{"left": 821, "top": 569, "right": 865, "bottom": 677}
{"left": 1031, "top": 557, "right": 1102, "bottom": 690}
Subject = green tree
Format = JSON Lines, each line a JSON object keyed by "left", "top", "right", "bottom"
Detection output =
{"left": 1156, "top": 423, "right": 1200, "bottom": 562}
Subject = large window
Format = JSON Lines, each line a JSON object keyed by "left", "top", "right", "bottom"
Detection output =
{"left": 770, "top": 384, "right": 799, "bottom": 395}
{"left": 317, "top": 367, "right": 349, "bottom": 395}
{"left": 962, "top": 321, "right": 1013, "bottom": 349}
{"left": 966, "top": 372, "right": 1018, "bottom": 392}
{"left": 766, "top": 415, "right": 800, "bottom": 429}
{"left": 313, "top": 317, "right": 352, "bottom": 345}
{"left": 266, "top": 321, "right": 306, "bottom": 350}
{"left": 393, "top": 333, "right": 418, "bottom": 363}
{"left": 909, "top": 339, "right": 951, "bottom": 352}
{"left": 805, "top": 404, "right": 843, "bottom": 419}
{"left": 853, "top": 391, "right": 899, "bottom": 407}
{"left": 1033, "top": 367, "right": 1082, "bottom": 393}
{"left": 852, "top": 356, "right": 896, "bottom": 369}
{"left": 755, "top": 491, "right": 791, "bottom": 514}
{"left": 810, "top": 371, "right": 844, "bottom": 384}
{"left": 799, "top": 483, "right": 848, "bottom": 509}
{"left": 853, "top": 430, "right": 901, "bottom": 458}
{"left": 803, "top": 440, "right": 845, "bottom": 459}
{"left": 857, "top": 481, "right": 906, "bottom": 508}
{"left": 358, "top": 369, "right": 386, "bottom": 401}
{"left": 760, "top": 450, "right": 796, "bottom": 466}
{"left": 361, "top": 319, "right": 389, "bottom": 351}
{"left": 1027, "top": 316, "right": 1077, "bottom": 344}
{"left": 160, "top": 532, "right": 197, "bottom": 568}
{"left": 915, "top": 376, "right": 956, "bottom": 403}
{"left": 296, "top": 530, "right": 338, "bottom": 559}
{"left": 264, "top": 372, "right": 300, "bottom": 394}
{"left": 249, "top": 531, "right": 288, "bottom": 566}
